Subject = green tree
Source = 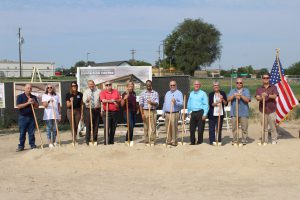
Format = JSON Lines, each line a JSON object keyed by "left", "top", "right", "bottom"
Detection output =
{"left": 164, "top": 18, "right": 222, "bottom": 75}
{"left": 256, "top": 68, "right": 269, "bottom": 78}
{"left": 129, "top": 59, "right": 152, "bottom": 66}
{"left": 245, "top": 65, "right": 255, "bottom": 74}
{"left": 286, "top": 61, "right": 300, "bottom": 75}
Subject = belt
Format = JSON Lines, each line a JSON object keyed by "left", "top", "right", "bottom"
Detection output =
{"left": 192, "top": 110, "right": 203, "bottom": 113}
{"left": 143, "top": 109, "right": 156, "bottom": 111}
{"left": 165, "top": 111, "right": 179, "bottom": 114}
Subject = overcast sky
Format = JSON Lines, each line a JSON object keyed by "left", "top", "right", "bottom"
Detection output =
{"left": 0, "top": 0, "right": 299, "bottom": 70}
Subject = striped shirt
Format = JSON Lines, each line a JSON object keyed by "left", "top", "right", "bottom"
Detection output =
{"left": 139, "top": 90, "right": 159, "bottom": 110}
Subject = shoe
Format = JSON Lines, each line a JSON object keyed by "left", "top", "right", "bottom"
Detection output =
{"left": 85, "top": 143, "right": 89, "bottom": 146}
{"left": 53, "top": 142, "right": 58, "bottom": 147}
{"left": 93, "top": 142, "right": 98, "bottom": 146}
{"left": 242, "top": 141, "right": 247, "bottom": 145}
{"left": 171, "top": 143, "right": 178, "bottom": 147}
{"left": 16, "top": 147, "right": 24, "bottom": 152}
{"left": 190, "top": 143, "right": 196, "bottom": 145}
{"left": 272, "top": 141, "right": 277, "bottom": 145}
{"left": 30, "top": 146, "right": 37, "bottom": 149}
{"left": 49, "top": 143, "right": 54, "bottom": 148}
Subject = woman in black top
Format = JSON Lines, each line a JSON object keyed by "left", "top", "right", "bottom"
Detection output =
{"left": 66, "top": 81, "right": 83, "bottom": 138}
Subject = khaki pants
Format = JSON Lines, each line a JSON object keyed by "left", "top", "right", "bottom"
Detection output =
{"left": 261, "top": 112, "right": 277, "bottom": 143}
{"left": 231, "top": 117, "right": 248, "bottom": 142}
{"left": 165, "top": 112, "right": 180, "bottom": 144}
{"left": 143, "top": 110, "right": 157, "bottom": 143}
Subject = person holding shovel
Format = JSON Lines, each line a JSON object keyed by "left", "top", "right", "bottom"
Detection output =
{"left": 227, "top": 78, "right": 251, "bottom": 145}
{"left": 208, "top": 81, "right": 227, "bottom": 146}
{"left": 100, "top": 81, "right": 121, "bottom": 145}
{"left": 255, "top": 73, "right": 279, "bottom": 144}
{"left": 163, "top": 80, "right": 183, "bottom": 146}
{"left": 16, "top": 84, "right": 39, "bottom": 152}
{"left": 121, "top": 81, "right": 139, "bottom": 145}
{"left": 187, "top": 80, "right": 209, "bottom": 145}
{"left": 139, "top": 80, "right": 159, "bottom": 145}
{"left": 83, "top": 80, "right": 101, "bottom": 146}
{"left": 66, "top": 81, "right": 83, "bottom": 140}
{"left": 42, "top": 84, "right": 61, "bottom": 148}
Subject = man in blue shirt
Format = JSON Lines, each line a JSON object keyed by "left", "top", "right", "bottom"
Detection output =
{"left": 187, "top": 80, "right": 209, "bottom": 145}
{"left": 163, "top": 80, "right": 183, "bottom": 146}
{"left": 16, "top": 84, "right": 39, "bottom": 151}
{"left": 227, "top": 78, "right": 251, "bottom": 145}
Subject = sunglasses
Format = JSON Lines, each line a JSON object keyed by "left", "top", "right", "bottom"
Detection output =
{"left": 47, "top": 87, "right": 53, "bottom": 89}
{"left": 262, "top": 77, "right": 270, "bottom": 79}
{"left": 170, "top": 85, "right": 176, "bottom": 86}
{"left": 236, "top": 82, "right": 243, "bottom": 84}
{"left": 71, "top": 85, "right": 78, "bottom": 87}
{"left": 105, "top": 84, "right": 112, "bottom": 86}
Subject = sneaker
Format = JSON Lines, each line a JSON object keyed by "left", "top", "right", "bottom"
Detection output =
{"left": 16, "top": 147, "right": 24, "bottom": 152}
{"left": 53, "top": 142, "right": 58, "bottom": 147}
{"left": 30, "top": 146, "right": 37, "bottom": 150}
{"left": 93, "top": 142, "right": 98, "bottom": 146}
{"left": 49, "top": 143, "right": 54, "bottom": 148}
{"left": 272, "top": 141, "right": 277, "bottom": 145}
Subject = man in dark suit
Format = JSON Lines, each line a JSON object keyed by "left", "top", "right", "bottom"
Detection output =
{"left": 208, "top": 81, "right": 227, "bottom": 145}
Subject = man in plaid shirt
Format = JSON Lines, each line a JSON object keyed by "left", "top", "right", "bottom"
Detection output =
{"left": 139, "top": 80, "right": 159, "bottom": 145}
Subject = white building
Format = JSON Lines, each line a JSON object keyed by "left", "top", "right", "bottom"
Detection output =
{"left": 0, "top": 60, "right": 55, "bottom": 77}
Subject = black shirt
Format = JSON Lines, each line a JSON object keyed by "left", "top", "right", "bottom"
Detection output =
{"left": 66, "top": 92, "right": 83, "bottom": 109}
{"left": 16, "top": 93, "right": 38, "bottom": 117}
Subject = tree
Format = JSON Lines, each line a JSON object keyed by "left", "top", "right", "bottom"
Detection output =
{"left": 245, "top": 65, "right": 255, "bottom": 75}
{"left": 286, "top": 61, "right": 300, "bottom": 75}
{"left": 256, "top": 68, "right": 269, "bottom": 78}
{"left": 128, "top": 59, "right": 152, "bottom": 66}
{"left": 164, "top": 18, "right": 222, "bottom": 75}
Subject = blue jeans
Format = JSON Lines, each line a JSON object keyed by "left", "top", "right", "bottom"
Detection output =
{"left": 18, "top": 115, "right": 36, "bottom": 148}
{"left": 124, "top": 111, "right": 136, "bottom": 141}
{"left": 45, "top": 119, "right": 57, "bottom": 143}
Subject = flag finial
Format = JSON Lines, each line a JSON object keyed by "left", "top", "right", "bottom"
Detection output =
{"left": 276, "top": 48, "right": 280, "bottom": 56}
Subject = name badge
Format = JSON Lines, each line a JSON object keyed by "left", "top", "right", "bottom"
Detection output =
{"left": 77, "top": 95, "right": 80, "bottom": 98}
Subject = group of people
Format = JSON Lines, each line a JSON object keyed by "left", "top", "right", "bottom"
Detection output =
{"left": 16, "top": 72, "right": 279, "bottom": 151}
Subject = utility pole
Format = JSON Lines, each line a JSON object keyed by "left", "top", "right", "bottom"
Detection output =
{"left": 18, "top": 27, "right": 24, "bottom": 77}
{"left": 86, "top": 52, "right": 90, "bottom": 66}
{"left": 130, "top": 49, "right": 136, "bottom": 61}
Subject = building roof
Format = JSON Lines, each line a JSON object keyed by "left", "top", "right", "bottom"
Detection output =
{"left": 94, "top": 61, "right": 131, "bottom": 66}
{"left": 0, "top": 60, "right": 54, "bottom": 65}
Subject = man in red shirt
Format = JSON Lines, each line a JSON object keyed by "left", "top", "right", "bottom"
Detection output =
{"left": 100, "top": 81, "right": 121, "bottom": 145}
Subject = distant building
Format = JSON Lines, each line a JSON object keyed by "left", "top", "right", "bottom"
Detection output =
{"left": 93, "top": 61, "right": 131, "bottom": 67}
{"left": 0, "top": 60, "right": 55, "bottom": 77}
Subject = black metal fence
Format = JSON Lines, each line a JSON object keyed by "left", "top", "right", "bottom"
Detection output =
{"left": 0, "top": 76, "right": 191, "bottom": 129}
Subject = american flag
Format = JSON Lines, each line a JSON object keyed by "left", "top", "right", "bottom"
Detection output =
{"left": 270, "top": 57, "right": 299, "bottom": 124}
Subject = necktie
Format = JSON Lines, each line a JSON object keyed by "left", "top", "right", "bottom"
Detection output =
{"left": 91, "top": 89, "right": 95, "bottom": 108}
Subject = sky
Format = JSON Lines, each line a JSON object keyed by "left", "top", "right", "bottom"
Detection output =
{"left": 0, "top": 0, "right": 299, "bottom": 70}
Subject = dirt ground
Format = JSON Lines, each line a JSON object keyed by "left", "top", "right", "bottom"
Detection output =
{"left": 0, "top": 119, "right": 300, "bottom": 200}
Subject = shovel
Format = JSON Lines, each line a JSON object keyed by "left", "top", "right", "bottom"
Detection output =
{"left": 31, "top": 104, "right": 44, "bottom": 149}
{"left": 258, "top": 96, "right": 267, "bottom": 146}
{"left": 51, "top": 101, "right": 61, "bottom": 147}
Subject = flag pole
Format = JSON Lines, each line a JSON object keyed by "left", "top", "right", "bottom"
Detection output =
{"left": 275, "top": 48, "right": 296, "bottom": 122}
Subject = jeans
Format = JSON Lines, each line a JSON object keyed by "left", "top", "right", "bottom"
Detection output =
{"left": 45, "top": 119, "right": 57, "bottom": 143}
{"left": 18, "top": 115, "right": 36, "bottom": 148}
{"left": 124, "top": 111, "right": 136, "bottom": 141}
